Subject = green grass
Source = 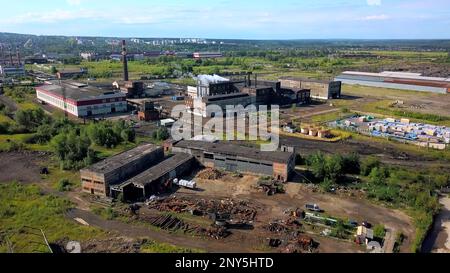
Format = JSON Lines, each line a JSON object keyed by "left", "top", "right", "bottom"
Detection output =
{"left": 311, "top": 110, "right": 354, "bottom": 123}
{"left": 0, "top": 134, "right": 33, "bottom": 151}
{"left": 335, "top": 129, "right": 450, "bottom": 162}
{"left": 0, "top": 114, "right": 13, "bottom": 123}
{"left": 140, "top": 240, "right": 204, "bottom": 253}
{"left": 0, "top": 183, "right": 104, "bottom": 253}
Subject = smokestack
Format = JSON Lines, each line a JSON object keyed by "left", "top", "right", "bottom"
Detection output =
{"left": 16, "top": 46, "right": 21, "bottom": 66}
{"left": 9, "top": 47, "right": 13, "bottom": 66}
{"left": 122, "top": 40, "right": 129, "bottom": 82}
{"left": 0, "top": 45, "right": 4, "bottom": 64}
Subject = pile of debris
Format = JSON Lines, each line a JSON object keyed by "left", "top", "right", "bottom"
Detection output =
{"left": 148, "top": 196, "right": 258, "bottom": 223}
{"left": 281, "top": 235, "right": 318, "bottom": 253}
{"left": 257, "top": 179, "right": 285, "bottom": 196}
{"left": 144, "top": 214, "right": 230, "bottom": 239}
{"left": 197, "top": 168, "right": 225, "bottom": 180}
{"left": 147, "top": 214, "right": 189, "bottom": 231}
{"left": 264, "top": 218, "right": 302, "bottom": 233}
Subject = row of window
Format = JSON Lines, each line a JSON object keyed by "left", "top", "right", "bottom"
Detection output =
{"left": 204, "top": 153, "right": 273, "bottom": 167}
{"left": 82, "top": 187, "right": 104, "bottom": 194}
{"left": 38, "top": 91, "right": 76, "bottom": 113}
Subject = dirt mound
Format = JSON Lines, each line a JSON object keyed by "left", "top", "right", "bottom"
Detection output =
{"left": 197, "top": 168, "right": 225, "bottom": 180}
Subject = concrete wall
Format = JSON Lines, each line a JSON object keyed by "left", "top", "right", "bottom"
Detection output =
{"left": 81, "top": 147, "right": 164, "bottom": 197}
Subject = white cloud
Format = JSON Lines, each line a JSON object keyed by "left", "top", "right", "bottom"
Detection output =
{"left": 360, "top": 14, "right": 389, "bottom": 21}
{"left": 67, "top": 0, "right": 82, "bottom": 6}
{"left": 367, "top": 0, "right": 382, "bottom": 6}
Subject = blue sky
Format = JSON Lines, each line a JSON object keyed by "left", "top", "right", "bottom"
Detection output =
{"left": 0, "top": 0, "right": 449, "bottom": 39}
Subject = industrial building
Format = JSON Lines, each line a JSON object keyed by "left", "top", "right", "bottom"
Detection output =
{"left": 193, "top": 52, "right": 223, "bottom": 59}
{"left": 335, "top": 71, "right": 450, "bottom": 94}
{"left": 80, "top": 139, "right": 296, "bottom": 200}
{"left": 0, "top": 45, "right": 25, "bottom": 77}
{"left": 110, "top": 153, "right": 195, "bottom": 201}
{"left": 186, "top": 74, "right": 312, "bottom": 117}
{"left": 171, "top": 140, "right": 295, "bottom": 182}
{"left": 279, "top": 77, "right": 341, "bottom": 100}
{"left": 0, "top": 65, "right": 26, "bottom": 77}
{"left": 35, "top": 80, "right": 127, "bottom": 117}
{"left": 80, "top": 144, "right": 164, "bottom": 197}
{"left": 57, "top": 68, "right": 88, "bottom": 79}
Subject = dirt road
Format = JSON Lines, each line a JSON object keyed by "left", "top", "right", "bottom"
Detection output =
{"left": 66, "top": 208, "right": 259, "bottom": 253}
{"left": 422, "top": 194, "right": 450, "bottom": 253}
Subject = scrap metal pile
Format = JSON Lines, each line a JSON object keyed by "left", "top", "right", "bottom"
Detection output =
{"left": 257, "top": 179, "right": 285, "bottom": 196}
{"left": 144, "top": 214, "right": 230, "bottom": 239}
{"left": 264, "top": 210, "right": 319, "bottom": 253}
{"left": 148, "top": 196, "right": 258, "bottom": 223}
{"left": 196, "top": 168, "right": 225, "bottom": 180}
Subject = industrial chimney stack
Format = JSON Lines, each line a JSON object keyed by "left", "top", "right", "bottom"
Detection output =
{"left": 122, "top": 40, "right": 129, "bottom": 82}
{"left": 16, "top": 46, "right": 21, "bottom": 66}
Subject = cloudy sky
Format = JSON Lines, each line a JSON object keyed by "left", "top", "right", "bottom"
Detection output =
{"left": 0, "top": 0, "right": 449, "bottom": 39}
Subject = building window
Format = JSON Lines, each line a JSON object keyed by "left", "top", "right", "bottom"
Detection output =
{"left": 204, "top": 153, "right": 214, "bottom": 159}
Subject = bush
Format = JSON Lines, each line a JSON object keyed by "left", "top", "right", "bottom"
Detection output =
{"left": 373, "top": 224, "right": 386, "bottom": 239}
{"left": 14, "top": 108, "right": 51, "bottom": 132}
{"left": 361, "top": 156, "right": 381, "bottom": 176}
{"left": 152, "top": 127, "right": 170, "bottom": 141}
{"left": 57, "top": 179, "right": 72, "bottom": 192}
{"left": 341, "top": 153, "right": 360, "bottom": 174}
{"left": 51, "top": 129, "right": 95, "bottom": 170}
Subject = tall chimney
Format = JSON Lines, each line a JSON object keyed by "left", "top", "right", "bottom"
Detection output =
{"left": 9, "top": 47, "right": 13, "bottom": 66}
{"left": 0, "top": 44, "right": 4, "bottom": 64}
{"left": 16, "top": 46, "right": 21, "bottom": 66}
{"left": 122, "top": 40, "right": 129, "bottom": 82}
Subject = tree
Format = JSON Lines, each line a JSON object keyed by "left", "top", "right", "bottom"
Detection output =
{"left": 51, "top": 129, "right": 95, "bottom": 170}
{"left": 341, "top": 153, "right": 360, "bottom": 174}
{"left": 368, "top": 167, "right": 388, "bottom": 185}
{"left": 324, "top": 154, "right": 343, "bottom": 182}
{"left": 152, "top": 127, "right": 170, "bottom": 141}
{"left": 361, "top": 156, "right": 381, "bottom": 176}
{"left": 50, "top": 66, "right": 58, "bottom": 74}
{"left": 14, "top": 108, "right": 51, "bottom": 132}
{"left": 306, "top": 152, "right": 326, "bottom": 181}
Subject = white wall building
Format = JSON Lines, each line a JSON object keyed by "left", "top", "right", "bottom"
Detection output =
{"left": 36, "top": 81, "right": 127, "bottom": 117}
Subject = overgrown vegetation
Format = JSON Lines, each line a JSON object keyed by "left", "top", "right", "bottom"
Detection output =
{"left": 304, "top": 152, "right": 449, "bottom": 252}
{"left": 0, "top": 183, "right": 103, "bottom": 253}
{"left": 152, "top": 127, "right": 170, "bottom": 141}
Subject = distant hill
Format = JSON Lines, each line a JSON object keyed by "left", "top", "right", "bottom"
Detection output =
{"left": 1, "top": 32, "right": 449, "bottom": 56}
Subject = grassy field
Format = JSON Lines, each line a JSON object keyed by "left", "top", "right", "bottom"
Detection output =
{"left": 140, "top": 240, "right": 203, "bottom": 253}
{"left": 0, "top": 183, "right": 104, "bottom": 253}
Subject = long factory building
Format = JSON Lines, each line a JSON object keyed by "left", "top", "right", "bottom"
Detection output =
{"left": 171, "top": 140, "right": 295, "bottom": 182}
{"left": 335, "top": 71, "right": 450, "bottom": 94}
{"left": 81, "top": 140, "right": 296, "bottom": 201}
{"left": 35, "top": 80, "right": 127, "bottom": 117}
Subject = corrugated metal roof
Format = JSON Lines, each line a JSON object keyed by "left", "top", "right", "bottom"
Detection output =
{"left": 341, "top": 71, "right": 449, "bottom": 82}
